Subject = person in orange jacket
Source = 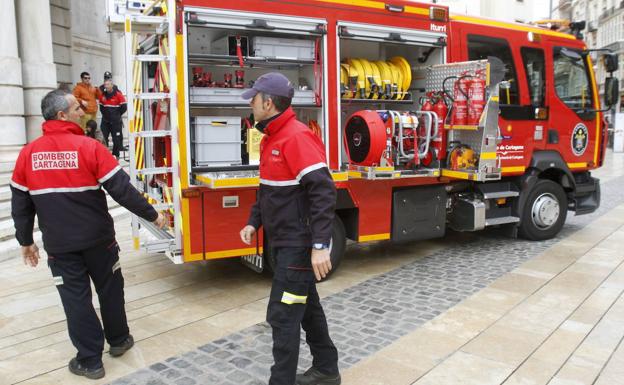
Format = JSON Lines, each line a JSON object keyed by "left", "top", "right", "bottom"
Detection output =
{"left": 72, "top": 72, "right": 101, "bottom": 132}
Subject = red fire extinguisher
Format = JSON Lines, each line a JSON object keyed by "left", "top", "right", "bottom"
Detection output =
{"left": 432, "top": 92, "right": 448, "bottom": 160}
{"left": 421, "top": 92, "right": 433, "bottom": 112}
{"left": 467, "top": 70, "right": 486, "bottom": 125}
{"left": 445, "top": 73, "right": 471, "bottom": 127}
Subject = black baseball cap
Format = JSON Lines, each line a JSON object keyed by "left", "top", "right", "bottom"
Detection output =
{"left": 241, "top": 72, "right": 295, "bottom": 99}
{"left": 104, "top": 71, "right": 112, "bottom": 80}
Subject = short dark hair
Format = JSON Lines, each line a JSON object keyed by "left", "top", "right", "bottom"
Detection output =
{"left": 261, "top": 92, "right": 292, "bottom": 112}
{"left": 41, "top": 89, "right": 70, "bottom": 121}
{"left": 81, "top": 72, "right": 90, "bottom": 79}
{"left": 86, "top": 120, "right": 97, "bottom": 130}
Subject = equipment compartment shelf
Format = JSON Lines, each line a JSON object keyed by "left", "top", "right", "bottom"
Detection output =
{"left": 189, "top": 87, "right": 319, "bottom": 107}
{"left": 341, "top": 97, "right": 414, "bottom": 104}
{"left": 188, "top": 53, "right": 315, "bottom": 67}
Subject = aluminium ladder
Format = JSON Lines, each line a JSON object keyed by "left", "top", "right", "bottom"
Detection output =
{"left": 108, "top": 0, "right": 183, "bottom": 263}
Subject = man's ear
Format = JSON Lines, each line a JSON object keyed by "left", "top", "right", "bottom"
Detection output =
{"left": 56, "top": 110, "right": 68, "bottom": 121}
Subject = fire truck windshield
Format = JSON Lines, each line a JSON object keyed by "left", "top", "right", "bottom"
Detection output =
{"left": 553, "top": 46, "right": 594, "bottom": 117}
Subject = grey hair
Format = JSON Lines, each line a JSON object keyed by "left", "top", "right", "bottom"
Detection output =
{"left": 41, "top": 89, "right": 70, "bottom": 121}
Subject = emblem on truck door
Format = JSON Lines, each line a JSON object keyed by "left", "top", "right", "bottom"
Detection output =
{"left": 571, "top": 123, "right": 589, "bottom": 156}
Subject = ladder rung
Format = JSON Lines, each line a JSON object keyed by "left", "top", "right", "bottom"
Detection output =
{"left": 152, "top": 203, "right": 174, "bottom": 210}
{"left": 138, "top": 218, "right": 174, "bottom": 243}
{"left": 137, "top": 167, "right": 173, "bottom": 175}
{"left": 133, "top": 54, "right": 170, "bottom": 62}
{"left": 127, "top": 15, "right": 168, "bottom": 25}
{"left": 131, "top": 130, "right": 172, "bottom": 138}
{"left": 135, "top": 92, "right": 170, "bottom": 100}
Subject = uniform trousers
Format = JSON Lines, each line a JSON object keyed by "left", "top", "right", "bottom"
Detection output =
{"left": 267, "top": 247, "right": 339, "bottom": 385}
{"left": 47, "top": 239, "right": 129, "bottom": 369}
{"left": 100, "top": 120, "right": 123, "bottom": 158}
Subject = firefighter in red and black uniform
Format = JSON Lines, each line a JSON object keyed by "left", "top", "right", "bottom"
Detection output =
{"left": 99, "top": 75, "right": 127, "bottom": 159}
{"left": 11, "top": 89, "right": 165, "bottom": 380}
{"left": 239, "top": 73, "right": 341, "bottom": 385}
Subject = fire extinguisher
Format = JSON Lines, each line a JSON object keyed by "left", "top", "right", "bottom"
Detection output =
{"left": 420, "top": 92, "right": 434, "bottom": 114}
{"left": 444, "top": 73, "right": 471, "bottom": 126}
{"left": 431, "top": 92, "right": 448, "bottom": 160}
{"left": 467, "top": 70, "right": 486, "bottom": 125}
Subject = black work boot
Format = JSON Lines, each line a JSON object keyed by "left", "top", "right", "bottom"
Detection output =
{"left": 68, "top": 358, "right": 105, "bottom": 380}
{"left": 109, "top": 334, "right": 134, "bottom": 357}
{"left": 296, "top": 367, "right": 341, "bottom": 385}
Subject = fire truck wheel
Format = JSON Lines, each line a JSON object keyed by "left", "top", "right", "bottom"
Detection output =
{"left": 518, "top": 179, "right": 567, "bottom": 241}
{"left": 263, "top": 216, "right": 347, "bottom": 280}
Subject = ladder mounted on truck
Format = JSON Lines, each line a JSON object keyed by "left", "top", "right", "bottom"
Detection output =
{"left": 107, "top": 0, "right": 183, "bottom": 263}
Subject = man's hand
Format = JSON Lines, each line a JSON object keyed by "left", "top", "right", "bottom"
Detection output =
{"left": 80, "top": 100, "right": 88, "bottom": 107}
{"left": 240, "top": 225, "right": 256, "bottom": 245}
{"left": 312, "top": 248, "right": 332, "bottom": 281}
{"left": 153, "top": 212, "right": 166, "bottom": 229}
{"left": 22, "top": 244, "right": 40, "bottom": 268}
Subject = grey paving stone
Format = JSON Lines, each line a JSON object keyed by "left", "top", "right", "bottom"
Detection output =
{"left": 161, "top": 368, "right": 181, "bottom": 380}
{"left": 230, "top": 357, "right": 253, "bottom": 369}
{"left": 149, "top": 363, "right": 168, "bottom": 373}
{"left": 174, "top": 377, "right": 196, "bottom": 385}
{"left": 172, "top": 360, "right": 191, "bottom": 369}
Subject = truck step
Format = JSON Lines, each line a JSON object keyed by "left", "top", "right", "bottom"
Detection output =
{"left": 482, "top": 191, "right": 519, "bottom": 199}
{"left": 485, "top": 216, "right": 520, "bottom": 226}
{"left": 575, "top": 180, "right": 598, "bottom": 195}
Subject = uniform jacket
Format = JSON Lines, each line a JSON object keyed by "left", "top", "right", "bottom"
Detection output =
{"left": 98, "top": 85, "right": 127, "bottom": 124}
{"left": 247, "top": 107, "right": 336, "bottom": 247}
{"left": 72, "top": 82, "right": 101, "bottom": 114}
{"left": 11, "top": 120, "right": 158, "bottom": 254}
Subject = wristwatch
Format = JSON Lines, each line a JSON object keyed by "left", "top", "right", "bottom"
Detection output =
{"left": 313, "top": 243, "right": 329, "bottom": 250}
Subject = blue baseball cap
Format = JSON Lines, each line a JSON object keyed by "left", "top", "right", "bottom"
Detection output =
{"left": 241, "top": 72, "right": 295, "bottom": 99}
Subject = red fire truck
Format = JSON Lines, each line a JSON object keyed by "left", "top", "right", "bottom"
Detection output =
{"left": 109, "top": 0, "right": 619, "bottom": 273}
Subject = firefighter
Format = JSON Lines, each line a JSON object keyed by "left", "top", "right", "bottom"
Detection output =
{"left": 239, "top": 73, "right": 341, "bottom": 385}
{"left": 99, "top": 74, "right": 127, "bottom": 159}
{"left": 10, "top": 89, "right": 166, "bottom": 380}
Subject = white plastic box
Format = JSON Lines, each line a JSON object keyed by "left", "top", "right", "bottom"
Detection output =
{"left": 252, "top": 36, "right": 315, "bottom": 60}
{"left": 190, "top": 88, "right": 246, "bottom": 104}
{"left": 193, "top": 116, "right": 241, "bottom": 166}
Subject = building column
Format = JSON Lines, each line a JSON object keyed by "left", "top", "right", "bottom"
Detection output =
{"left": 110, "top": 31, "right": 127, "bottom": 94}
{"left": 0, "top": 0, "right": 25, "bottom": 145}
{"left": 16, "top": 0, "right": 58, "bottom": 142}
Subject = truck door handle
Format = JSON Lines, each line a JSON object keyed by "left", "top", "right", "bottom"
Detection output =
{"left": 548, "top": 129, "right": 559, "bottom": 144}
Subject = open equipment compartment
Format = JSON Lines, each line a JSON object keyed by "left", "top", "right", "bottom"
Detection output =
{"left": 184, "top": 8, "right": 327, "bottom": 184}
{"left": 337, "top": 21, "right": 446, "bottom": 174}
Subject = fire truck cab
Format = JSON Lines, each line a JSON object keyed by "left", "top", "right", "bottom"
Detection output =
{"left": 111, "top": 0, "right": 618, "bottom": 273}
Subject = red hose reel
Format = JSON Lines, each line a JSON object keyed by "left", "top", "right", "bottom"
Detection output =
{"left": 343, "top": 110, "right": 390, "bottom": 167}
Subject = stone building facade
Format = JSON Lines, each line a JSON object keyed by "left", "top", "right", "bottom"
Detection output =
{"left": 0, "top": 0, "right": 122, "bottom": 146}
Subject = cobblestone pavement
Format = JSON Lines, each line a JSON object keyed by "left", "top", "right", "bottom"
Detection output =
{"left": 109, "top": 174, "right": 624, "bottom": 385}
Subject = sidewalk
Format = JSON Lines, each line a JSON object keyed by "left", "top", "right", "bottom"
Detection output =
{"left": 342, "top": 203, "right": 624, "bottom": 385}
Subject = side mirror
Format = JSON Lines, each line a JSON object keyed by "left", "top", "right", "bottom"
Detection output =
{"left": 604, "top": 53, "right": 619, "bottom": 73}
{"left": 604, "top": 77, "right": 619, "bottom": 107}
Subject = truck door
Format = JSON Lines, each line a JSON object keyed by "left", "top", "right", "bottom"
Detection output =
{"left": 547, "top": 46, "right": 598, "bottom": 168}
{"left": 464, "top": 34, "right": 546, "bottom": 175}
